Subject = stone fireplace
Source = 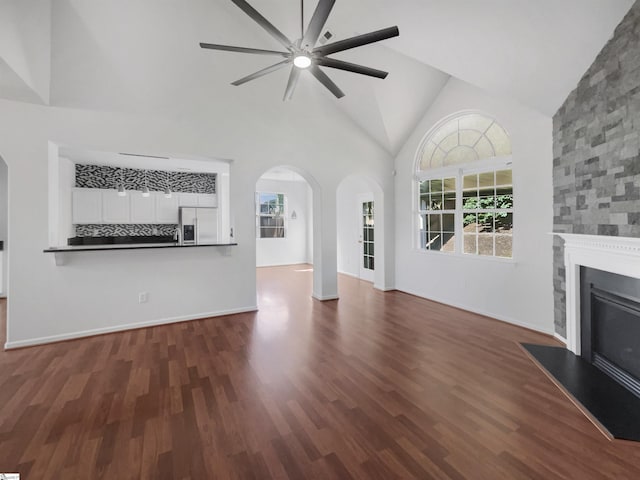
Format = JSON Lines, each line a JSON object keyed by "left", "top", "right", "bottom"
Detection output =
{"left": 557, "top": 233, "right": 640, "bottom": 396}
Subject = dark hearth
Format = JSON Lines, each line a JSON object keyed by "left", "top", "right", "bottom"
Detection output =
{"left": 521, "top": 343, "right": 640, "bottom": 442}
{"left": 581, "top": 267, "right": 640, "bottom": 398}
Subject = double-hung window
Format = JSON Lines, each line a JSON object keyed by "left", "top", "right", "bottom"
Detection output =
{"left": 256, "top": 192, "right": 286, "bottom": 238}
{"left": 416, "top": 112, "right": 514, "bottom": 258}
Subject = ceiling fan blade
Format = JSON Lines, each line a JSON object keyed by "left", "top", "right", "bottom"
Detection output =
{"left": 199, "top": 43, "right": 289, "bottom": 57}
{"left": 315, "top": 57, "right": 388, "bottom": 79}
{"left": 309, "top": 65, "right": 344, "bottom": 98}
{"left": 232, "top": 59, "right": 291, "bottom": 86}
{"left": 231, "top": 0, "right": 293, "bottom": 51}
{"left": 283, "top": 67, "right": 301, "bottom": 101}
{"left": 302, "top": 0, "right": 336, "bottom": 49}
{"left": 313, "top": 26, "right": 399, "bottom": 56}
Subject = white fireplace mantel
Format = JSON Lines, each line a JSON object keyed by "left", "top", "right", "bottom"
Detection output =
{"left": 555, "top": 233, "right": 640, "bottom": 355}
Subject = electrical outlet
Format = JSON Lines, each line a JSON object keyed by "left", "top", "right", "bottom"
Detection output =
{"left": 138, "top": 292, "right": 149, "bottom": 303}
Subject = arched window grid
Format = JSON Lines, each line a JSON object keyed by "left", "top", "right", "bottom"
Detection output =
{"left": 414, "top": 112, "right": 514, "bottom": 259}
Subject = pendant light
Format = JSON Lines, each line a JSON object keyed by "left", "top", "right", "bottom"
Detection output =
{"left": 164, "top": 171, "right": 172, "bottom": 198}
{"left": 117, "top": 168, "right": 127, "bottom": 197}
{"left": 142, "top": 170, "right": 150, "bottom": 197}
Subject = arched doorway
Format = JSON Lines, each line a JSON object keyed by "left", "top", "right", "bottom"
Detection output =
{"left": 254, "top": 165, "right": 330, "bottom": 302}
{"left": 336, "top": 175, "right": 388, "bottom": 290}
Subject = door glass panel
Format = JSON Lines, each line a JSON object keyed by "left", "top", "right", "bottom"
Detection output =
{"left": 362, "top": 201, "right": 374, "bottom": 271}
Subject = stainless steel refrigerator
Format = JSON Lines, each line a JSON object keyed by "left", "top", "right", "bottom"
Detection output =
{"left": 179, "top": 207, "right": 219, "bottom": 245}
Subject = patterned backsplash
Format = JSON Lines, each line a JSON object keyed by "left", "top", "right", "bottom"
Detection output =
{"left": 75, "top": 164, "right": 216, "bottom": 194}
{"left": 76, "top": 224, "right": 178, "bottom": 237}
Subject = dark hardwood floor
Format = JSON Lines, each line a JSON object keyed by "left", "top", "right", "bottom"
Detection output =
{"left": 1, "top": 267, "right": 639, "bottom": 479}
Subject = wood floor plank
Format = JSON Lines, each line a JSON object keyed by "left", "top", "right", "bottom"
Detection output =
{"left": 1, "top": 266, "right": 640, "bottom": 478}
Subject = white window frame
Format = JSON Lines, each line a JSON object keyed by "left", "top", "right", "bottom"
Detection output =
{"left": 414, "top": 156, "right": 514, "bottom": 261}
{"left": 256, "top": 192, "right": 287, "bottom": 239}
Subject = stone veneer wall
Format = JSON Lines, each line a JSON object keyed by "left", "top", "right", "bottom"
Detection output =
{"left": 553, "top": 2, "right": 640, "bottom": 337}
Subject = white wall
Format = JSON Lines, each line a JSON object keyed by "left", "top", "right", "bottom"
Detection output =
{"left": 0, "top": 157, "right": 7, "bottom": 296}
{"left": 0, "top": 0, "right": 51, "bottom": 103}
{"left": 256, "top": 178, "right": 312, "bottom": 267}
{"left": 0, "top": 95, "right": 393, "bottom": 347}
{"left": 394, "top": 78, "right": 554, "bottom": 334}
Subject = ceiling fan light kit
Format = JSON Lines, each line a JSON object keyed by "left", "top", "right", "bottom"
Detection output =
{"left": 200, "top": 0, "right": 399, "bottom": 100}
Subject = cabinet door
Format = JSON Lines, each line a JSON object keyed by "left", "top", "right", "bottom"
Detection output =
{"left": 102, "top": 190, "right": 130, "bottom": 223}
{"left": 130, "top": 193, "right": 156, "bottom": 223}
{"left": 155, "top": 193, "right": 179, "bottom": 224}
{"left": 197, "top": 194, "right": 217, "bottom": 208}
{"left": 72, "top": 188, "right": 102, "bottom": 224}
{"left": 178, "top": 193, "right": 199, "bottom": 207}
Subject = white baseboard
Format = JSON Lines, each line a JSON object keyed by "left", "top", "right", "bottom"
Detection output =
{"left": 374, "top": 284, "right": 396, "bottom": 292}
{"left": 4, "top": 305, "right": 258, "bottom": 350}
{"left": 257, "top": 262, "right": 309, "bottom": 268}
{"left": 553, "top": 332, "right": 567, "bottom": 345}
{"left": 338, "top": 270, "right": 359, "bottom": 279}
{"left": 396, "top": 286, "right": 555, "bottom": 336}
{"left": 312, "top": 292, "right": 339, "bottom": 301}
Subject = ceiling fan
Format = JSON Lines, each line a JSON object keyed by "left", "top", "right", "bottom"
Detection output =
{"left": 199, "top": 0, "right": 399, "bottom": 100}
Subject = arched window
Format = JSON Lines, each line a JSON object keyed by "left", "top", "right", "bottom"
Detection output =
{"left": 415, "top": 112, "right": 513, "bottom": 258}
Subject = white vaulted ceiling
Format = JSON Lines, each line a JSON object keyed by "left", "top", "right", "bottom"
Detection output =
{"left": 0, "top": 0, "right": 634, "bottom": 154}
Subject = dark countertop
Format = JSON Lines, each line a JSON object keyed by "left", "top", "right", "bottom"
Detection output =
{"left": 44, "top": 242, "right": 238, "bottom": 253}
{"left": 68, "top": 235, "right": 175, "bottom": 246}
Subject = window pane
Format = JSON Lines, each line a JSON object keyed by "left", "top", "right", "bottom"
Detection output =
{"left": 420, "top": 194, "right": 429, "bottom": 211}
{"left": 430, "top": 179, "right": 443, "bottom": 193}
{"left": 430, "top": 118, "right": 458, "bottom": 144}
{"left": 464, "top": 234, "right": 477, "bottom": 254}
{"left": 479, "top": 195, "right": 495, "bottom": 209}
{"left": 496, "top": 169, "right": 512, "bottom": 186}
{"left": 443, "top": 177, "right": 456, "bottom": 192}
{"left": 428, "top": 233, "right": 442, "bottom": 251}
{"left": 463, "top": 174, "right": 478, "bottom": 190}
{"left": 475, "top": 136, "right": 495, "bottom": 159}
{"left": 445, "top": 147, "right": 478, "bottom": 166}
{"left": 458, "top": 114, "right": 493, "bottom": 132}
{"left": 478, "top": 234, "right": 494, "bottom": 256}
{"left": 463, "top": 213, "right": 477, "bottom": 230}
{"left": 496, "top": 212, "right": 513, "bottom": 232}
{"left": 463, "top": 191, "right": 478, "bottom": 210}
{"left": 486, "top": 123, "right": 512, "bottom": 156}
{"left": 479, "top": 171, "right": 495, "bottom": 188}
{"left": 442, "top": 233, "right": 455, "bottom": 252}
{"left": 443, "top": 214, "right": 455, "bottom": 232}
{"left": 495, "top": 234, "right": 512, "bottom": 258}
{"left": 478, "top": 212, "right": 494, "bottom": 233}
{"left": 459, "top": 129, "right": 482, "bottom": 147}
{"left": 444, "top": 192, "right": 456, "bottom": 210}
{"left": 438, "top": 132, "right": 459, "bottom": 152}
{"left": 429, "top": 214, "right": 441, "bottom": 232}
{"left": 430, "top": 193, "right": 443, "bottom": 210}
{"left": 369, "top": 257, "right": 375, "bottom": 270}
{"left": 420, "top": 180, "right": 430, "bottom": 194}
{"left": 369, "top": 243, "right": 374, "bottom": 256}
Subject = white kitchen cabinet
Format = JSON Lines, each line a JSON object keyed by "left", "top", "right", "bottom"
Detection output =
{"left": 72, "top": 188, "right": 103, "bottom": 224}
{"left": 102, "top": 190, "right": 131, "bottom": 223}
{"left": 130, "top": 193, "right": 156, "bottom": 223}
{"left": 155, "top": 193, "right": 179, "bottom": 223}
{"left": 197, "top": 194, "right": 217, "bottom": 207}
{"left": 178, "top": 193, "right": 199, "bottom": 207}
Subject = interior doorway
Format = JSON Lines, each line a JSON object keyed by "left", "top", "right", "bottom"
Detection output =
{"left": 358, "top": 196, "right": 375, "bottom": 283}
{"left": 0, "top": 155, "right": 8, "bottom": 346}
{"left": 255, "top": 167, "right": 313, "bottom": 268}
{"left": 337, "top": 175, "right": 386, "bottom": 288}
